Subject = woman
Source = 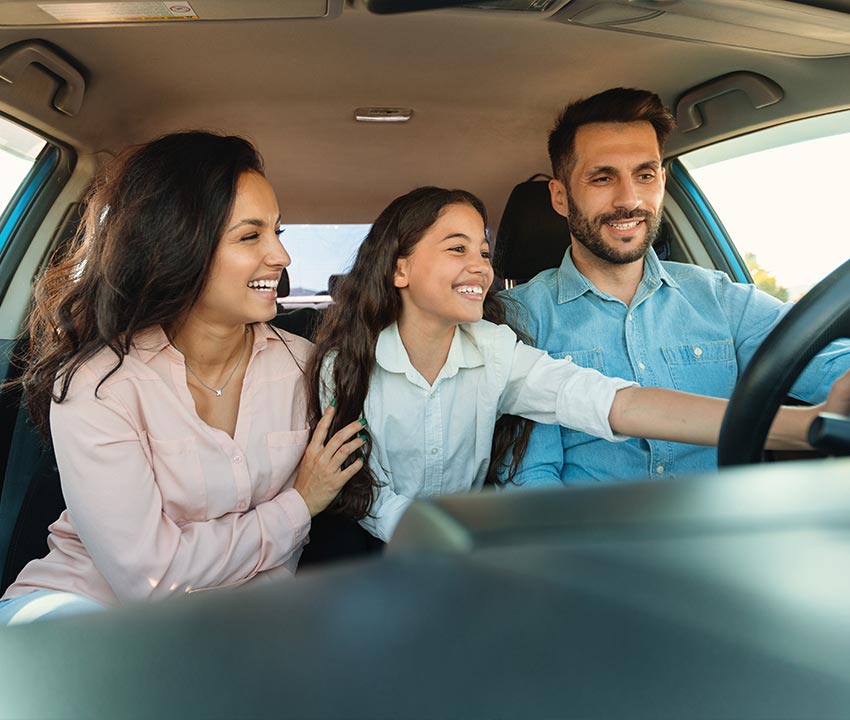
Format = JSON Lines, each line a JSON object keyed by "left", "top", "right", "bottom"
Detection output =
{"left": 0, "top": 132, "right": 362, "bottom": 625}
{"left": 306, "top": 186, "right": 850, "bottom": 543}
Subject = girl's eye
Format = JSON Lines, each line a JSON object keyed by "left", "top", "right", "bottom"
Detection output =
{"left": 241, "top": 232, "right": 260, "bottom": 242}
{"left": 275, "top": 225, "right": 286, "bottom": 237}
{"left": 481, "top": 250, "right": 491, "bottom": 260}
{"left": 448, "top": 245, "right": 464, "bottom": 253}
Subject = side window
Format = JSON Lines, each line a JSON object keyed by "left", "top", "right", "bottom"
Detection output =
{"left": 678, "top": 110, "right": 850, "bottom": 301}
{"left": 0, "top": 117, "right": 48, "bottom": 254}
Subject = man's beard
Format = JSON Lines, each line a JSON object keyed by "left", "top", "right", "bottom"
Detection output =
{"left": 566, "top": 185, "right": 661, "bottom": 265}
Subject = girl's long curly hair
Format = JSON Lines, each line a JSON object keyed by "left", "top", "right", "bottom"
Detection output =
{"left": 19, "top": 131, "right": 264, "bottom": 436}
{"left": 305, "top": 186, "right": 533, "bottom": 520}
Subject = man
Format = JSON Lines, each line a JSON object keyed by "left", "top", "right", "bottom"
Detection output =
{"left": 505, "top": 87, "right": 850, "bottom": 485}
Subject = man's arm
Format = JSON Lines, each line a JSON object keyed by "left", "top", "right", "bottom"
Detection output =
{"left": 719, "top": 274, "right": 850, "bottom": 402}
{"left": 499, "top": 421, "right": 565, "bottom": 490}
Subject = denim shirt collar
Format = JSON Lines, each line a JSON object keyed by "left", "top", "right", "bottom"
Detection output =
{"left": 556, "top": 245, "right": 679, "bottom": 304}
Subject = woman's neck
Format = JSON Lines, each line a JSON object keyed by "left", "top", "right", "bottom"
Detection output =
{"left": 168, "top": 315, "right": 249, "bottom": 374}
{"left": 396, "top": 315, "right": 456, "bottom": 386}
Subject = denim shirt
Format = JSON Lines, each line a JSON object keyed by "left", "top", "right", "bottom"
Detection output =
{"left": 504, "top": 247, "right": 850, "bottom": 486}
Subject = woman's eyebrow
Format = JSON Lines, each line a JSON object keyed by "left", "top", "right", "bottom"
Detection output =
{"left": 227, "top": 214, "right": 281, "bottom": 233}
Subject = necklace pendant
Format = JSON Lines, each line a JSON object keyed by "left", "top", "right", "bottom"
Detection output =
{"left": 215, "top": 389, "right": 223, "bottom": 397}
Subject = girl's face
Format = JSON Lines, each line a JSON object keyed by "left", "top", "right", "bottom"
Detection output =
{"left": 393, "top": 202, "right": 493, "bottom": 332}
{"left": 192, "top": 171, "right": 290, "bottom": 328}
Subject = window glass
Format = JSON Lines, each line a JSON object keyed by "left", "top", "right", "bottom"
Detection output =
{"left": 0, "top": 117, "right": 47, "bottom": 217}
{"left": 679, "top": 110, "right": 850, "bottom": 301}
{"left": 279, "top": 224, "right": 370, "bottom": 306}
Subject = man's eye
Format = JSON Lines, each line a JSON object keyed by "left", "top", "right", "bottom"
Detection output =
{"left": 591, "top": 176, "right": 612, "bottom": 184}
{"left": 638, "top": 173, "right": 656, "bottom": 182}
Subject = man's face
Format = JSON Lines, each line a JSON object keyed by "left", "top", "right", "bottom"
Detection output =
{"left": 550, "top": 121, "right": 666, "bottom": 266}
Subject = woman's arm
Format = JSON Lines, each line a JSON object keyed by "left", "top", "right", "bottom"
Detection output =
{"left": 52, "top": 373, "right": 361, "bottom": 603}
{"left": 609, "top": 370, "right": 850, "bottom": 450}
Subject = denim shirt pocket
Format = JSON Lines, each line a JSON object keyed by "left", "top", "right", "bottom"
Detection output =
{"left": 549, "top": 347, "right": 606, "bottom": 374}
{"left": 660, "top": 339, "right": 737, "bottom": 397}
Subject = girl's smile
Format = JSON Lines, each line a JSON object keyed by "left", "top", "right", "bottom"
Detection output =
{"left": 393, "top": 202, "right": 493, "bottom": 333}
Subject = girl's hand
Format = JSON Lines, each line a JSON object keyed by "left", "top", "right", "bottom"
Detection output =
{"left": 293, "top": 406, "right": 365, "bottom": 517}
{"left": 822, "top": 369, "right": 850, "bottom": 418}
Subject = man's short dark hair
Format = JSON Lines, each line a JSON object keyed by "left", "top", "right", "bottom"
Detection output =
{"left": 548, "top": 87, "right": 676, "bottom": 182}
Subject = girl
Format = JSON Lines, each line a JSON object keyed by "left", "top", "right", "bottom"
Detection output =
{"left": 306, "top": 186, "right": 850, "bottom": 542}
{"left": 0, "top": 132, "right": 362, "bottom": 624}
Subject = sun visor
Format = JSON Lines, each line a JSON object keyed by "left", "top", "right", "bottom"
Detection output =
{"left": 0, "top": 0, "right": 344, "bottom": 26}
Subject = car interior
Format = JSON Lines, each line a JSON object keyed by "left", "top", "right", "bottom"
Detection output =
{"left": 1, "top": 0, "right": 850, "bottom": 715}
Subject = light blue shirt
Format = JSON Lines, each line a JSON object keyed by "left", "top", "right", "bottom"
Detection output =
{"left": 319, "top": 320, "right": 634, "bottom": 540}
{"left": 504, "top": 247, "right": 850, "bottom": 486}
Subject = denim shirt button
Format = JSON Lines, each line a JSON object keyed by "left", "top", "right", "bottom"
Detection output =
{"left": 656, "top": 464, "right": 665, "bottom": 475}
{"left": 638, "top": 362, "right": 646, "bottom": 370}
{"left": 693, "top": 346, "right": 703, "bottom": 357}
{"left": 565, "top": 355, "right": 572, "bottom": 362}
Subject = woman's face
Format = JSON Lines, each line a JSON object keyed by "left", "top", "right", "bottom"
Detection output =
{"left": 192, "top": 171, "right": 290, "bottom": 329}
{"left": 393, "top": 202, "right": 493, "bottom": 332}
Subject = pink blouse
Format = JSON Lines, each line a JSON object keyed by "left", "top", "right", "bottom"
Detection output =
{"left": 4, "top": 324, "right": 312, "bottom": 606}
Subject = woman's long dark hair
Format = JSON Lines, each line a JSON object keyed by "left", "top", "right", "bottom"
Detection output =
{"left": 305, "top": 186, "right": 533, "bottom": 520}
{"left": 20, "top": 131, "right": 265, "bottom": 435}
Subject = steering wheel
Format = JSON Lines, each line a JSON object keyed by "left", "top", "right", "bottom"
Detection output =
{"left": 717, "top": 257, "right": 850, "bottom": 466}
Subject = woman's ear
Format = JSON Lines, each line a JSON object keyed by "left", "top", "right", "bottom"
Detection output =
{"left": 393, "top": 258, "right": 410, "bottom": 289}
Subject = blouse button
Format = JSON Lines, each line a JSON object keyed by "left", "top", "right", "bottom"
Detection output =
{"left": 237, "top": 500, "right": 248, "bottom": 510}
{"left": 233, "top": 455, "right": 242, "bottom": 464}
{"left": 693, "top": 347, "right": 703, "bottom": 357}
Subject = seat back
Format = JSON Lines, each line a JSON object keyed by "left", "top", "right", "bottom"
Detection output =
{"left": 493, "top": 176, "right": 670, "bottom": 285}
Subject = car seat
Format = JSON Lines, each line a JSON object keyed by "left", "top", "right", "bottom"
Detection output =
{"left": 492, "top": 175, "right": 670, "bottom": 286}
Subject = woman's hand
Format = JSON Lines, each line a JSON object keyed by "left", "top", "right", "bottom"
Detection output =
{"left": 293, "top": 406, "right": 365, "bottom": 517}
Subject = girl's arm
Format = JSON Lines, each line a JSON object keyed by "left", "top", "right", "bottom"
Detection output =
{"left": 609, "top": 370, "right": 850, "bottom": 450}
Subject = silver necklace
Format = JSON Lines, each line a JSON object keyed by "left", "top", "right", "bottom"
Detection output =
{"left": 176, "top": 327, "right": 249, "bottom": 398}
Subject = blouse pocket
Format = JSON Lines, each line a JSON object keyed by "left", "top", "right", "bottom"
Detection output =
{"left": 550, "top": 347, "right": 606, "bottom": 373}
{"left": 146, "top": 434, "right": 208, "bottom": 523}
{"left": 660, "top": 339, "right": 737, "bottom": 397}
{"left": 267, "top": 429, "right": 310, "bottom": 490}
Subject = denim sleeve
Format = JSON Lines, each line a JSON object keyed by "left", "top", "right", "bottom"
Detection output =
{"left": 499, "top": 420, "right": 565, "bottom": 490}
{"left": 717, "top": 275, "right": 850, "bottom": 403}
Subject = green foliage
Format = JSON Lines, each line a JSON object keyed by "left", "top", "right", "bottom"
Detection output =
{"left": 745, "top": 252, "right": 789, "bottom": 302}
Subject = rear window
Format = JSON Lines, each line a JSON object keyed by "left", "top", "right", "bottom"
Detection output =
{"left": 279, "top": 224, "right": 370, "bottom": 307}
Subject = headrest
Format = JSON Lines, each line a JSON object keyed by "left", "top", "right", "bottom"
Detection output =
{"left": 493, "top": 176, "right": 670, "bottom": 283}
{"left": 493, "top": 177, "right": 569, "bottom": 282}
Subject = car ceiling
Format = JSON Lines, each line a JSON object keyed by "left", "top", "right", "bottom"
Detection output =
{"left": 0, "top": 0, "right": 849, "bottom": 227}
